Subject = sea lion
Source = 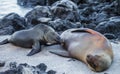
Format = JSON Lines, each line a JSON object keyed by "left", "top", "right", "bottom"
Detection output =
{"left": 50, "top": 28, "right": 113, "bottom": 72}
{"left": 0, "top": 24, "right": 61, "bottom": 56}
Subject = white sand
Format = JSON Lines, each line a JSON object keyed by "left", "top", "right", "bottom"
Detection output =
{"left": 0, "top": 35, "right": 119, "bottom": 74}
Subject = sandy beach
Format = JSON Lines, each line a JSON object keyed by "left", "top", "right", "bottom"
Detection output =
{"left": 0, "top": 35, "right": 119, "bottom": 74}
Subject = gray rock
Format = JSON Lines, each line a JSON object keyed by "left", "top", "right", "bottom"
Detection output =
{"left": 0, "top": 60, "right": 5, "bottom": 67}
{"left": 48, "top": 19, "right": 78, "bottom": 31}
{"left": 0, "top": 62, "right": 56, "bottom": 74}
{"left": 95, "top": 16, "right": 120, "bottom": 39}
{"left": 25, "top": 6, "right": 52, "bottom": 25}
{"left": 0, "top": 13, "right": 26, "bottom": 35}
{"left": 51, "top": 0, "right": 79, "bottom": 22}
{"left": 17, "top": 0, "right": 46, "bottom": 7}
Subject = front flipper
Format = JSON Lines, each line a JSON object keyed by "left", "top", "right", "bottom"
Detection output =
{"left": 0, "top": 39, "right": 9, "bottom": 45}
{"left": 49, "top": 50, "right": 71, "bottom": 58}
{"left": 27, "top": 40, "right": 41, "bottom": 56}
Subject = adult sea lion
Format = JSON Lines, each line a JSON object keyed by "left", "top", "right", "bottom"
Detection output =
{"left": 50, "top": 28, "right": 113, "bottom": 72}
{"left": 0, "top": 24, "right": 61, "bottom": 56}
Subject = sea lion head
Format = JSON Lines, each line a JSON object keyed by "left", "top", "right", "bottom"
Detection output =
{"left": 44, "top": 26, "right": 62, "bottom": 45}
{"left": 86, "top": 54, "right": 112, "bottom": 72}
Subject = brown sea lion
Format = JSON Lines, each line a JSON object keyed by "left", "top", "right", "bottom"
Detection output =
{"left": 50, "top": 28, "right": 113, "bottom": 72}
{"left": 0, "top": 24, "right": 61, "bottom": 56}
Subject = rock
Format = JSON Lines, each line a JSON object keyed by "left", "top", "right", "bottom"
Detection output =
{"left": 83, "top": 23, "right": 97, "bottom": 30}
{"left": 36, "top": 63, "right": 47, "bottom": 71}
{"left": 48, "top": 19, "right": 78, "bottom": 32}
{"left": 0, "top": 13, "right": 27, "bottom": 35}
{"left": 81, "top": 7, "right": 94, "bottom": 17}
{"left": 51, "top": 0, "right": 78, "bottom": 11}
{"left": 117, "top": 33, "right": 120, "bottom": 40}
{"left": 46, "top": 0, "right": 59, "bottom": 6}
{"left": 87, "top": 0, "right": 113, "bottom": 3}
{"left": 95, "top": 21, "right": 118, "bottom": 34}
{"left": 0, "top": 60, "right": 5, "bottom": 67}
{"left": 25, "top": 6, "right": 52, "bottom": 25}
{"left": 95, "top": 16, "right": 120, "bottom": 39}
{"left": 47, "top": 70, "right": 56, "bottom": 74}
{"left": 104, "top": 33, "right": 117, "bottom": 39}
{"left": 51, "top": 0, "right": 80, "bottom": 22}
{"left": 17, "top": 0, "right": 61, "bottom": 7}
{"left": 0, "top": 62, "right": 56, "bottom": 74}
{"left": 71, "top": 0, "right": 87, "bottom": 4}
{"left": 116, "top": 0, "right": 120, "bottom": 15}
{"left": 79, "top": 7, "right": 95, "bottom": 25}
{"left": 17, "top": 0, "right": 46, "bottom": 7}
{"left": 78, "top": 4, "right": 89, "bottom": 9}
{"left": 94, "top": 12, "right": 109, "bottom": 24}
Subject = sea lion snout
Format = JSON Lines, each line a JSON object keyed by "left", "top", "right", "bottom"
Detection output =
{"left": 86, "top": 54, "right": 111, "bottom": 72}
{"left": 86, "top": 55, "right": 98, "bottom": 70}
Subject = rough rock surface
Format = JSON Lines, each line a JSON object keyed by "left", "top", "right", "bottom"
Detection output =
{"left": 17, "top": 0, "right": 60, "bottom": 7}
{"left": 0, "top": 13, "right": 26, "bottom": 35}
{"left": 95, "top": 16, "right": 120, "bottom": 38}
{"left": 51, "top": 0, "right": 80, "bottom": 22}
{"left": 25, "top": 6, "right": 52, "bottom": 25}
{"left": 0, "top": 62, "right": 56, "bottom": 74}
{"left": 17, "top": 0, "right": 46, "bottom": 7}
{"left": 48, "top": 19, "right": 79, "bottom": 32}
{"left": 1, "top": 0, "right": 120, "bottom": 39}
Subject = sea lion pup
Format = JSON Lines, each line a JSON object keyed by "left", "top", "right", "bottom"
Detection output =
{"left": 0, "top": 24, "right": 61, "bottom": 56}
{"left": 50, "top": 28, "right": 113, "bottom": 72}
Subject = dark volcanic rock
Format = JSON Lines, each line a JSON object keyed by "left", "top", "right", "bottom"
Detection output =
{"left": 17, "top": 0, "right": 60, "bottom": 7}
{"left": 0, "top": 13, "right": 27, "bottom": 35}
{"left": 81, "top": 7, "right": 94, "bottom": 17}
{"left": 87, "top": 0, "right": 113, "bottom": 3}
{"left": 83, "top": 23, "right": 97, "bottom": 30}
{"left": 116, "top": 0, "right": 120, "bottom": 15}
{"left": 104, "top": 33, "right": 117, "bottom": 39}
{"left": 0, "top": 60, "right": 5, "bottom": 67}
{"left": 71, "top": 0, "right": 87, "bottom": 4}
{"left": 25, "top": 6, "right": 52, "bottom": 25}
{"left": 51, "top": 0, "right": 80, "bottom": 22}
{"left": 17, "top": 0, "right": 46, "bottom": 7}
{"left": 47, "top": 0, "right": 59, "bottom": 6}
{"left": 94, "top": 12, "right": 109, "bottom": 24}
{"left": 0, "top": 62, "right": 56, "bottom": 74}
{"left": 95, "top": 16, "right": 120, "bottom": 39}
{"left": 48, "top": 19, "right": 79, "bottom": 32}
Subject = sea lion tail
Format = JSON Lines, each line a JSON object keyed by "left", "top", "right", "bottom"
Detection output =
{"left": 0, "top": 39, "right": 9, "bottom": 45}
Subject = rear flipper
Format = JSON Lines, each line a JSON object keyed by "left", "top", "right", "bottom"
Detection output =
{"left": 49, "top": 49, "right": 71, "bottom": 58}
{"left": 0, "top": 39, "right": 9, "bottom": 45}
{"left": 27, "top": 40, "right": 41, "bottom": 56}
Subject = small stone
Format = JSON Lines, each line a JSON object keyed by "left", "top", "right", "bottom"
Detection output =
{"left": 0, "top": 60, "right": 5, "bottom": 67}
{"left": 36, "top": 63, "right": 47, "bottom": 71}
{"left": 47, "top": 70, "right": 56, "bottom": 74}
